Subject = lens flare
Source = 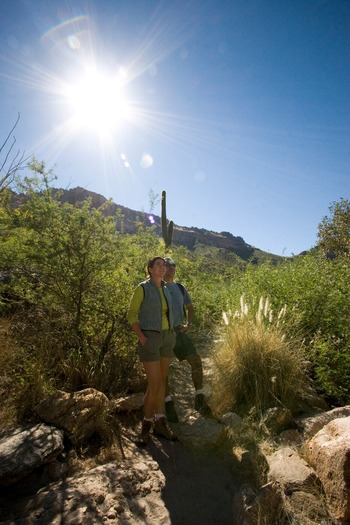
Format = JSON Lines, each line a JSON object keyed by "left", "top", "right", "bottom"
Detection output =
{"left": 140, "top": 153, "right": 154, "bottom": 168}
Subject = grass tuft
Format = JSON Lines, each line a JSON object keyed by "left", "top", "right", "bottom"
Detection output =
{"left": 211, "top": 296, "right": 308, "bottom": 418}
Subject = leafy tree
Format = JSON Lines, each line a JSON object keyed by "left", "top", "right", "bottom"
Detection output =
{"left": 317, "top": 198, "right": 350, "bottom": 259}
{"left": 0, "top": 161, "right": 163, "bottom": 399}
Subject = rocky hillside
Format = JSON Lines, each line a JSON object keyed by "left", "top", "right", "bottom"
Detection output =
{"left": 55, "top": 187, "right": 283, "bottom": 264}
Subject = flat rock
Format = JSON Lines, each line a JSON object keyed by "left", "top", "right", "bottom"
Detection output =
{"left": 0, "top": 423, "right": 64, "bottom": 487}
{"left": 0, "top": 459, "right": 168, "bottom": 524}
{"left": 175, "top": 415, "right": 225, "bottom": 447}
{"left": 266, "top": 446, "right": 319, "bottom": 493}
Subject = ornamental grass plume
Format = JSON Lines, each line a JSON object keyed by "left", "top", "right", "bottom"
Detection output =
{"left": 211, "top": 296, "right": 307, "bottom": 418}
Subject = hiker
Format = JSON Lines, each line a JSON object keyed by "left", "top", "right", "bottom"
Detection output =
{"left": 163, "top": 257, "right": 212, "bottom": 421}
{"left": 127, "top": 256, "right": 177, "bottom": 445}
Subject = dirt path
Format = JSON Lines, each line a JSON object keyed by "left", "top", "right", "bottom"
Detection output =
{"left": 0, "top": 336, "right": 241, "bottom": 524}
{"left": 143, "top": 438, "right": 237, "bottom": 525}
{"left": 121, "top": 340, "right": 240, "bottom": 525}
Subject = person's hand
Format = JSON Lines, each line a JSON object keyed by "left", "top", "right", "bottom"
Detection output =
{"left": 139, "top": 334, "right": 148, "bottom": 346}
{"left": 180, "top": 323, "right": 192, "bottom": 333}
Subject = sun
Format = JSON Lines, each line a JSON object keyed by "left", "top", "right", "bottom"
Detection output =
{"left": 64, "top": 68, "right": 132, "bottom": 136}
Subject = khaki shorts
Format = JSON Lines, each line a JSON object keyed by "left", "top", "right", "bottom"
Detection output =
{"left": 138, "top": 330, "right": 176, "bottom": 362}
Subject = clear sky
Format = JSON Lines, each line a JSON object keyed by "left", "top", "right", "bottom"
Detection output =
{"left": 1, "top": 0, "right": 349, "bottom": 256}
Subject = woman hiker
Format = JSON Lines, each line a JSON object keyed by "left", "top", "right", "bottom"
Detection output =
{"left": 127, "top": 256, "right": 177, "bottom": 445}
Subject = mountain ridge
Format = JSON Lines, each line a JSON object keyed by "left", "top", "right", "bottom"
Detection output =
{"left": 55, "top": 186, "right": 286, "bottom": 263}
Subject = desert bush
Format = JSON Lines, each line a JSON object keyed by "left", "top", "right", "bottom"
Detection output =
{"left": 0, "top": 163, "right": 162, "bottom": 422}
{"left": 211, "top": 297, "right": 308, "bottom": 417}
{"left": 310, "top": 333, "right": 350, "bottom": 406}
{"left": 236, "top": 254, "right": 350, "bottom": 405}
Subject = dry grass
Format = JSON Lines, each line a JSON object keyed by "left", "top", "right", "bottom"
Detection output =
{"left": 211, "top": 297, "right": 308, "bottom": 418}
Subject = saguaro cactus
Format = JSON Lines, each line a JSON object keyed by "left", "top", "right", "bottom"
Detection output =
{"left": 161, "top": 190, "right": 173, "bottom": 250}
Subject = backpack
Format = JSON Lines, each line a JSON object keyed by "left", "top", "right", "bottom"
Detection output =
{"left": 175, "top": 282, "right": 185, "bottom": 297}
{"left": 175, "top": 282, "right": 187, "bottom": 320}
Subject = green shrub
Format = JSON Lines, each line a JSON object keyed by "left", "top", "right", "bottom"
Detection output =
{"left": 311, "top": 333, "right": 350, "bottom": 406}
{"left": 235, "top": 255, "right": 350, "bottom": 405}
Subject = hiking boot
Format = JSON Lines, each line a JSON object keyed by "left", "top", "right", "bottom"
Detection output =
{"left": 153, "top": 417, "right": 176, "bottom": 441}
{"left": 165, "top": 400, "right": 179, "bottom": 423}
{"left": 137, "top": 419, "right": 153, "bottom": 446}
{"left": 194, "top": 393, "right": 213, "bottom": 418}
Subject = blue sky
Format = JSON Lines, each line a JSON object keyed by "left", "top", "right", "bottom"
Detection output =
{"left": 1, "top": 0, "right": 349, "bottom": 256}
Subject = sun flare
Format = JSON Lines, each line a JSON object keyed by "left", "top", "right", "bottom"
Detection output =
{"left": 64, "top": 69, "right": 132, "bottom": 136}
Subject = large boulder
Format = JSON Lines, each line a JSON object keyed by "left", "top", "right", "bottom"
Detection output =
{"left": 266, "top": 446, "right": 320, "bottom": 494}
{"left": 0, "top": 423, "right": 64, "bottom": 487}
{"left": 34, "top": 388, "right": 111, "bottom": 444}
{"left": 297, "top": 405, "right": 350, "bottom": 439}
{"left": 305, "top": 416, "right": 350, "bottom": 522}
{"left": 0, "top": 459, "right": 169, "bottom": 524}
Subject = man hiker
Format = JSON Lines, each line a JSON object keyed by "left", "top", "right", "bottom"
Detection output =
{"left": 163, "top": 257, "right": 212, "bottom": 422}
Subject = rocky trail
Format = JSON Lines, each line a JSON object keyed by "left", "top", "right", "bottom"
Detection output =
{"left": 2, "top": 337, "right": 345, "bottom": 524}
{"left": 121, "top": 430, "right": 237, "bottom": 525}
{"left": 0, "top": 344, "right": 241, "bottom": 525}
{"left": 119, "top": 350, "right": 239, "bottom": 525}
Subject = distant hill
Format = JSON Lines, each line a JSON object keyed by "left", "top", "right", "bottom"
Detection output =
{"left": 54, "top": 187, "right": 286, "bottom": 265}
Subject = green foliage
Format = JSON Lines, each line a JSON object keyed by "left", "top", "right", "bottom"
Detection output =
{"left": 317, "top": 198, "right": 350, "bottom": 259}
{"left": 231, "top": 254, "right": 350, "bottom": 404}
{"left": 162, "top": 245, "right": 242, "bottom": 330}
{"left": 0, "top": 161, "right": 164, "bottom": 413}
{"left": 211, "top": 297, "right": 308, "bottom": 416}
{"left": 310, "top": 333, "right": 350, "bottom": 406}
{"left": 1, "top": 165, "right": 349, "bottom": 427}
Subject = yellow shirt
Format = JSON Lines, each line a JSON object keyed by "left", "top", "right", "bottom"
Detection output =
{"left": 127, "top": 284, "right": 170, "bottom": 330}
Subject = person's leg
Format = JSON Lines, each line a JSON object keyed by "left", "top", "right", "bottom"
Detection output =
{"left": 136, "top": 360, "right": 163, "bottom": 445}
{"left": 157, "top": 356, "right": 171, "bottom": 411}
{"left": 142, "top": 361, "right": 162, "bottom": 418}
{"left": 154, "top": 333, "right": 177, "bottom": 439}
{"left": 186, "top": 355, "right": 203, "bottom": 391}
{"left": 187, "top": 354, "right": 212, "bottom": 417}
{"left": 153, "top": 357, "right": 175, "bottom": 439}
{"left": 165, "top": 376, "right": 179, "bottom": 422}
{"left": 164, "top": 331, "right": 179, "bottom": 421}
{"left": 166, "top": 332, "right": 201, "bottom": 422}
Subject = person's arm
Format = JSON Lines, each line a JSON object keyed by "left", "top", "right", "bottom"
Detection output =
{"left": 181, "top": 302, "right": 194, "bottom": 332}
{"left": 186, "top": 303, "right": 194, "bottom": 324}
{"left": 127, "top": 286, "right": 147, "bottom": 346}
{"left": 130, "top": 321, "right": 147, "bottom": 346}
